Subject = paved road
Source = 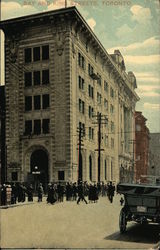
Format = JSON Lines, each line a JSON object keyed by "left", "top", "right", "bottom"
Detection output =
{"left": 0, "top": 195, "right": 159, "bottom": 249}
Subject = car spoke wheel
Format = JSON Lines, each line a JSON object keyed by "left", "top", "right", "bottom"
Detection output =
{"left": 119, "top": 208, "right": 127, "bottom": 233}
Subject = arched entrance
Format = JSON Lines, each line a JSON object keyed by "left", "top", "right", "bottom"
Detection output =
{"left": 30, "top": 149, "right": 49, "bottom": 191}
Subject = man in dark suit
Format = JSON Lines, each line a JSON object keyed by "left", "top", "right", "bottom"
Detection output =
{"left": 77, "top": 182, "right": 87, "bottom": 204}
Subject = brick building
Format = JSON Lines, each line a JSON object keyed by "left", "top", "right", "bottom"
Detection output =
{"left": 135, "top": 111, "right": 150, "bottom": 182}
{"left": 0, "top": 7, "right": 139, "bottom": 187}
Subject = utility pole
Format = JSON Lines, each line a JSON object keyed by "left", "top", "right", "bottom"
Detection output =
{"left": 129, "top": 139, "right": 136, "bottom": 182}
{"left": 65, "top": 0, "right": 67, "bottom": 8}
{"left": 94, "top": 113, "right": 106, "bottom": 183}
{"left": 98, "top": 113, "right": 101, "bottom": 183}
{"left": 77, "top": 125, "right": 85, "bottom": 182}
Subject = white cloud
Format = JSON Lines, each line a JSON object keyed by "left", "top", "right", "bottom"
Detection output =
{"left": 130, "top": 5, "right": 152, "bottom": 24}
{"left": 138, "top": 85, "right": 160, "bottom": 91}
{"left": 108, "top": 37, "right": 160, "bottom": 55}
{"left": 116, "top": 24, "right": 132, "bottom": 39}
{"left": 137, "top": 89, "right": 160, "bottom": 97}
{"left": 87, "top": 18, "right": 96, "bottom": 31}
{"left": 124, "top": 55, "right": 160, "bottom": 65}
{"left": 144, "top": 103, "right": 160, "bottom": 110}
{"left": 1, "top": 1, "right": 37, "bottom": 20}
{"left": 135, "top": 72, "right": 160, "bottom": 83}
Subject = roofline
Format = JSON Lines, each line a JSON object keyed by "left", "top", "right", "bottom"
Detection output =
{"left": 0, "top": 6, "right": 76, "bottom": 25}
{"left": 0, "top": 6, "right": 139, "bottom": 101}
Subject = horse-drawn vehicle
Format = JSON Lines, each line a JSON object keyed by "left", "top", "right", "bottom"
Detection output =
{"left": 117, "top": 181, "right": 160, "bottom": 233}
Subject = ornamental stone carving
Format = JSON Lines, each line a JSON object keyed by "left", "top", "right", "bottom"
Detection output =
{"left": 56, "top": 32, "right": 65, "bottom": 56}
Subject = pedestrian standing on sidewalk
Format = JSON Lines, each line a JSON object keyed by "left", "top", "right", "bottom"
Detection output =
{"left": 1, "top": 184, "right": 6, "bottom": 205}
{"left": 107, "top": 181, "right": 115, "bottom": 203}
{"left": 27, "top": 184, "right": 33, "bottom": 202}
{"left": 72, "top": 182, "right": 77, "bottom": 201}
{"left": 11, "top": 183, "right": 17, "bottom": 204}
{"left": 77, "top": 182, "right": 88, "bottom": 205}
{"left": 37, "top": 183, "right": 43, "bottom": 202}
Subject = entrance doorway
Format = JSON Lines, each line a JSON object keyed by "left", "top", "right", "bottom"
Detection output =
{"left": 30, "top": 149, "right": 49, "bottom": 192}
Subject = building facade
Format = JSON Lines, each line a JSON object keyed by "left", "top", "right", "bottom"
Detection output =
{"left": 0, "top": 7, "right": 139, "bottom": 186}
{"left": 148, "top": 133, "right": 160, "bottom": 178}
{"left": 134, "top": 111, "right": 150, "bottom": 182}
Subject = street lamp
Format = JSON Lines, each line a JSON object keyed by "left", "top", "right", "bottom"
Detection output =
{"left": 32, "top": 166, "right": 40, "bottom": 191}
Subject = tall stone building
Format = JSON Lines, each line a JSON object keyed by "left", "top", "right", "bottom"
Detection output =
{"left": 0, "top": 7, "right": 139, "bottom": 186}
{"left": 134, "top": 111, "right": 150, "bottom": 182}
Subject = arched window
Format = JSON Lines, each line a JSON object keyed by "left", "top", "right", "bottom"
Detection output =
{"left": 89, "top": 155, "right": 92, "bottom": 181}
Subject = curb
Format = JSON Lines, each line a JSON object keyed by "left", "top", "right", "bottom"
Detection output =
{"left": 0, "top": 202, "right": 35, "bottom": 209}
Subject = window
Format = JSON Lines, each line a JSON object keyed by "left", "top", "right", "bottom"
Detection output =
{"left": 104, "top": 81, "right": 108, "bottom": 92}
{"left": 42, "top": 70, "right": 49, "bottom": 85}
{"left": 110, "top": 104, "right": 114, "bottom": 114}
{"left": 79, "top": 122, "right": 85, "bottom": 137}
{"left": 79, "top": 99, "right": 85, "bottom": 114}
{"left": 89, "top": 106, "right": 94, "bottom": 118}
{"left": 104, "top": 117, "right": 108, "bottom": 128}
{"left": 97, "top": 92, "right": 101, "bottom": 104}
{"left": 42, "top": 119, "right": 50, "bottom": 134}
{"left": 25, "top": 45, "right": 49, "bottom": 63}
{"left": 89, "top": 127, "right": 94, "bottom": 140}
{"left": 88, "top": 63, "right": 94, "bottom": 76}
{"left": 104, "top": 99, "right": 108, "bottom": 110}
{"left": 88, "top": 85, "right": 94, "bottom": 98}
{"left": 78, "top": 76, "right": 84, "bottom": 90}
{"left": 25, "top": 96, "right": 32, "bottom": 111}
{"left": 78, "top": 52, "right": 85, "bottom": 69}
{"left": 42, "top": 45, "right": 49, "bottom": 60}
{"left": 34, "top": 95, "right": 41, "bottom": 110}
{"left": 25, "top": 48, "right": 31, "bottom": 63}
{"left": 136, "top": 124, "right": 141, "bottom": 131}
{"left": 33, "top": 71, "right": 40, "bottom": 85}
{"left": 12, "top": 172, "right": 18, "bottom": 181}
{"left": 58, "top": 171, "right": 65, "bottom": 181}
{"left": 25, "top": 120, "right": 32, "bottom": 135}
{"left": 34, "top": 119, "right": 41, "bottom": 135}
{"left": 42, "top": 94, "right": 49, "bottom": 109}
{"left": 110, "top": 87, "right": 114, "bottom": 98}
{"left": 25, "top": 72, "right": 32, "bottom": 87}
{"left": 104, "top": 135, "right": 108, "bottom": 146}
{"left": 33, "top": 47, "right": 40, "bottom": 61}
{"left": 111, "top": 121, "right": 115, "bottom": 132}
{"left": 97, "top": 73, "right": 101, "bottom": 85}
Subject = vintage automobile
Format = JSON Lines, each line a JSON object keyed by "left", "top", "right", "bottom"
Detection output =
{"left": 117, "top": 182, "right": 160, "bottom": 233}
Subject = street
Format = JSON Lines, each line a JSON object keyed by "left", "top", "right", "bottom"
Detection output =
{"left": 0, "top": 194, "right": 159, "bottom": 249}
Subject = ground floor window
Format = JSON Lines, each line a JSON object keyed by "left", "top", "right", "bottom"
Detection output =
{"left": 12, "top": 172, "right": 18, "bottom": 181}
{"left": 58, "top": 171, "right": 65, "bottom": 181}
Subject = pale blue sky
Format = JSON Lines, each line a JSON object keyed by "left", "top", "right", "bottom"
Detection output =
{"left": 0, "top": 0, "right": 160, "bottom": 132}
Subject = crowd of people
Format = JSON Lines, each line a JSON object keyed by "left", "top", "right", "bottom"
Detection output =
{"left": 0, "top": 181, "right": 116, "bottom": 206}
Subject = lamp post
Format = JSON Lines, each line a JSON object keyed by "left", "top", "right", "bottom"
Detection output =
{"left": 32, "top": 165, "right": 40, "bottom": 191}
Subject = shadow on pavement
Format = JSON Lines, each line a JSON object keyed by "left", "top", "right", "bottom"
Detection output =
{"left": 104, "top": 223, "right": 160, "bottom": 244}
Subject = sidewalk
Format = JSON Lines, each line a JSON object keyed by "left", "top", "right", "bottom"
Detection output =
{"left": 0, "top": 196, "right": 46, "bottom": 209}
